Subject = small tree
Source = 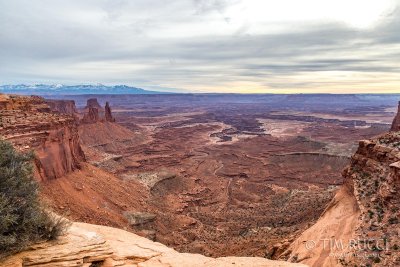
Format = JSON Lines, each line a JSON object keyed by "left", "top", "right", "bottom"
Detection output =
{"left": 0, "top": 140, "right": 68, "bottom": 258}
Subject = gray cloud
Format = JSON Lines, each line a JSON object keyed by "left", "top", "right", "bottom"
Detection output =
{"left": 0, "top": 0, "right": 399, "bottom": 93}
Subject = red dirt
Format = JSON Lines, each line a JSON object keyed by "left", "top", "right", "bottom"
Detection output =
{"left": 35, "top": 95, "right": 391, "bottom": 258}
{"left": 64, "top": 101, "right": 386, "bottom": 257}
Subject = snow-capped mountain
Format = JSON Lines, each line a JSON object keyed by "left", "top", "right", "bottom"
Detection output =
{"left": 0, "top": 84, "right": 165, "bottom": 95}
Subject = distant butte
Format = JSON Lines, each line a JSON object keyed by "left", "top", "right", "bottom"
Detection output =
{"left": 105, "top": 101, "right": 115, "bottom": 122}
{"left": 85, "top": 98, "right": 102, "bottom": 110}
{"left": 390, "top": 101, "right": 400, "bottom": 131}
{"left": 81, "top": 98, "right": 115, "bottom": 123}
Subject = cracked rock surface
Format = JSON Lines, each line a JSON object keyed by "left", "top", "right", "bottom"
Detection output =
{"left": 2, "top": 222, "right": 306, "bottom": 267}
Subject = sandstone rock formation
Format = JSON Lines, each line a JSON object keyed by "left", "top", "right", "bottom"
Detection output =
{"left": 85, "top": 98, "right": 102, "bottom": 110}
{"left": 0, "top": 94, "right": 85, "bottom": 181}
{"left": 283, "top": 132, "right": 400, "bottom": 266}
{"left": 390, "top": 101, "right": 400, "bottom": 131}
{"left": 81, "top": 99, "right": 115, "bottom": 124}
{"left": 1, "top": 222, "right": 306, "bottom": 267}
{"left": 105, "top": 101, "right": 115, "bottom": 122}
{"left": 81, "top": 107, "right": 100, "bottom": 124}
{"left": 45, "top": 99, "right": 78, "bottom": 115}
{"left": 0, "top": 94, "right": 50, "bottom": 112}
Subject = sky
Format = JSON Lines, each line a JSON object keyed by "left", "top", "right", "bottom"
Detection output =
{"left": 0, "top": 0, "right": 399, "bottom": 93}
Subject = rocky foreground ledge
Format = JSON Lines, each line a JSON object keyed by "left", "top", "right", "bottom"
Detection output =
{"left": 2, "top": 222, "right": 306, "bottom": 267}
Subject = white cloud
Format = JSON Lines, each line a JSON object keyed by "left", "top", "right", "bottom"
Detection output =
{"left": 0, "top": 0, "right": 399, "bottom": 93}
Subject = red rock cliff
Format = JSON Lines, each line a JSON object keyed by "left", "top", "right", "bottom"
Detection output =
{"left": 284, "top": 132, "right": 400, "bottom": 266}
{"left": 390, "top": 101, "right": 400, "bottom": 131}
{"left": 0, "top": 94, "right": 85, "bottom": 181}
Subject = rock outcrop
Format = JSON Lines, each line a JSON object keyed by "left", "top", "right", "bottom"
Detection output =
{"left": 390, "top": 101, "right": 400, "bottom": 131}
{"left": 81, "top": 99, "right": 115, "bottom": 124}
{"left": 85, "top": 98, "right": 102, "bottom": 110}
{"left": 283, "top": 132, "right": 400, "bottom": 266}
{"left": 0, "top": 94, "right": 85, "bottom": 181}
{"left": 81, "top": 107, "right": 100, "bottom": 124}
{"left": 105, "top": 102, "right": 115, "bottom": 122}
{"left": 0, "top": 94, "right": 50, "bottom": 112}
{"left": 1, "top": 222, "right": 306, "bottom": 267}
{"left": 45, "top": 99, "right": 78, "bottom": 115}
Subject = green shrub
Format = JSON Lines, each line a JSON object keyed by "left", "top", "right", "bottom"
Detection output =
{"left": 0, "top": 140, "right": 68, "bottom": 258}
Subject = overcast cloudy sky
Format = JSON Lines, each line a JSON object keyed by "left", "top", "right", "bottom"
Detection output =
{"left": 0, "top": 0, "right": 399, "bottom": 93}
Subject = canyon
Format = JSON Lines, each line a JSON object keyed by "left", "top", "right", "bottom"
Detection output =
{"left": 0, "top": 93, "right": 399, "bottom": 266}
{"left": 283, "top": 132, "right": 400, "bottom": 266}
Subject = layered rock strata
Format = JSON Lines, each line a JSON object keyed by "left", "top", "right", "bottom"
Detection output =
{"left": 0, "top": 94, "right": 85, "bottom": 181}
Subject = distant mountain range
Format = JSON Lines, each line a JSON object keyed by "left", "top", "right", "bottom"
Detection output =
{"left": 0, "top": 84, "right": 166, "bottom": 95}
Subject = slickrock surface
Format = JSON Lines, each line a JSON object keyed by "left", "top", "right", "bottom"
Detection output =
{"left": 283, "top": 132, "right": 400, "bottom": 266}
{"left": 0, "top": 94, "right": 85, "bottom": 181}
{"left": 1, "top": 222, "right": 306, "bottom": 267}
{"left": 391, "top": 101, "right": 400, "bottom": 131}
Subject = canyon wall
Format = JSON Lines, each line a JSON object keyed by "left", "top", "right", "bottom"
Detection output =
{"left": 283, "top": 132, "right": 400, "bottom": 266}
{"left": 45, "top": 99, "right": 78, "bottom": 115}
{"left": 0, "top": 94, "right": 85, "bottom": 181}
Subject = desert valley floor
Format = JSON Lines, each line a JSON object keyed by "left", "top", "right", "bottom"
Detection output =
{"left": 34, "top": 94, "right": 399, "bottom": 259}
